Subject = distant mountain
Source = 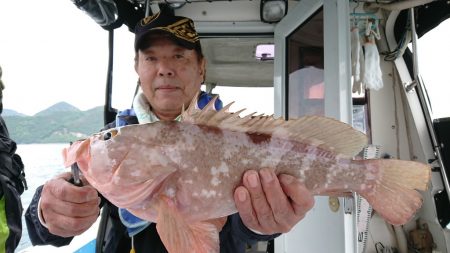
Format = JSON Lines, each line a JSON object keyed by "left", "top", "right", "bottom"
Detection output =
{"left": 3, "top": 103, "right": 105, "bottom": 144}
{"left": 34, "top": 102, "right": 80, "bottom": 117}
{"left": 2, "top": 109, "right": 26, "bottom": 117}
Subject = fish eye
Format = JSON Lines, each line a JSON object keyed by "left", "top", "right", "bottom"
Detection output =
{"left": 103, "top": 129, "right": 118, "bottom": 140}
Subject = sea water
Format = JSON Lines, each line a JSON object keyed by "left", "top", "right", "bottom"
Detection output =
{"left": 16, "top": 143, "right": 69, "bottom": 252}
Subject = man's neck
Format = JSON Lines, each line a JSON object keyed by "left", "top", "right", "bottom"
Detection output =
{"left": 153, "top": 110, "right": 180, "bottom": 121}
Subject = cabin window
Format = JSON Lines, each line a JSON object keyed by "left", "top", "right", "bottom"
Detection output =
{"left": 416, "top": 18, "right": 450, "bottom": 119}
{"left": 255, "top": 44, "right": 275, "bottom": 61}
{"left": 286, "top": 8, "right": 324, "bottom": 118}
{"left": 208, "top": 86, "right": 274, "bottom": 116}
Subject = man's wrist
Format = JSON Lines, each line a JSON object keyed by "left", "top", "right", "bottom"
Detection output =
{"left": 247, "top": 227, "right": 264, "bottom": 235}
{"left": 37, "top": 197, "right": 48, "bottom": 228}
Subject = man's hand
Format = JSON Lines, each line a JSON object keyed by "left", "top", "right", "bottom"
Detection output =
{"left": 40, "top": 172, "right": 100, "bottom": 237}
{"left": 234, "top": 169, "right": 314, "bottom": 234}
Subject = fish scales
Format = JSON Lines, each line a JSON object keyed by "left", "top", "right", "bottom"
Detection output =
{"left": 62, "top": 94, "right": 430, "bottom": 253}
{"left": 88, "top": 121, "right": 377, "bottom": 223}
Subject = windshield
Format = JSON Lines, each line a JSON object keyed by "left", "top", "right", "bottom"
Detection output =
{"left": 417, "top": 18, "right": 450, "bottom": 119}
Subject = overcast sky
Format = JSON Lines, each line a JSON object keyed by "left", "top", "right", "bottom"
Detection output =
{"left": 0, "top": 0, "right": 111, "bottom": 115}
{"left": 0, "top": 1, "right": 448, "bottom": 118}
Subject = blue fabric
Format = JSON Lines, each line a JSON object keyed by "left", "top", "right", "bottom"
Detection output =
{"left": 197, "top": 91, "right": 223, "bottom": 110}
{"left": 119, "top": 209, "right": 150, "bottom": 237}
{"left": 118, "top": 91, "right": 223, "bottom": 238}
{"left": 116, "top": 109, "right": 136, "bottom": 127}
{"left": 74, "top": 239, "right": 96, "bottom": 253}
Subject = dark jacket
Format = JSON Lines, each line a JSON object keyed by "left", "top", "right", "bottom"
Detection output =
{"left": 26, "top": 184, "right": 277, "bottom": 253}
{"left": 0, "top": 116, "right": 27, "bottom": 253}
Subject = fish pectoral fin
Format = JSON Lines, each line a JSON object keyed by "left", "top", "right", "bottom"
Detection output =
{"left": 156, "top": 197, "right": 225, "bottom": 253}
{"left": 62, "top": 139, "right": 90, "bottom": 168}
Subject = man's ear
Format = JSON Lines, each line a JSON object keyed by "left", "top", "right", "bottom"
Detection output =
{"left": 200, "top": 58, "right": 206, "bottom": 82}
{"left": 134, "top": 53, "right": 139, "bottom": 73}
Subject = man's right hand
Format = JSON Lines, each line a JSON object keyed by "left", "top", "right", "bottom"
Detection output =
{"left": 39, "top": 172, "right": 100, "bottom": 237}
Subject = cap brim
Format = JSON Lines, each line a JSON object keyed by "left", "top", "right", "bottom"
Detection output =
{"left": 135, "top": 29, "right": 196, "bottom": 51}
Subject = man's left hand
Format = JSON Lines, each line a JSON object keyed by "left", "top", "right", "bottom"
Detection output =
{"left": 234, "top": 169, "right": 314, "bottom": 234}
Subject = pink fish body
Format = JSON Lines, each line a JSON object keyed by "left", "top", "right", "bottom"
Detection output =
{"left": 63, "top": 96, "right": 430, "bottom": 253}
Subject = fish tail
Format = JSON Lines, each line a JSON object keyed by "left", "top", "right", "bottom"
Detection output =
{"left": 357, "top": 159, "right": 430, "bottom": 225}
{"left": 156, "top": 196, "right": 226, "bottom": 253}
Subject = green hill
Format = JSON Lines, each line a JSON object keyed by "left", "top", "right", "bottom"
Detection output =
{"left": 3, "top": 104, "right": 105, "bottom": 144}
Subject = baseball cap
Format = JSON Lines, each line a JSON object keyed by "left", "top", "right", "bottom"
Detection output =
{"left": 134, "top": 12, "right": 200, "bottom": 51}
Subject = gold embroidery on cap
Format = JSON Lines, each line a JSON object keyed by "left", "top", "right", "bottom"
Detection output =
{"left": 161, "top": 18, "right": 199, "bottom": 43}
{"left": 141, "top": 12, "right": 160, "bottom": 26}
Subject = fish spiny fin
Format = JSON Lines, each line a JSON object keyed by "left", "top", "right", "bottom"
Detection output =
{"left": 182, "top": 92, "right": 367, "bottom": 157}
{"left": 156, "top": 197, "right": 225, "bottom": 253}
{"left": 181, "top": 91, "right": 223, "bottom": 123}
{"left": 283, "top": 115, "right": 368, "bottom": 157}
{"left": 357, "top": 159, "right": 430, "bottom": 225}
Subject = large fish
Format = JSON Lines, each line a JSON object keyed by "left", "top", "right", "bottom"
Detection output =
{"left": 63, "top": 94, "right": 430, "bottom": 253}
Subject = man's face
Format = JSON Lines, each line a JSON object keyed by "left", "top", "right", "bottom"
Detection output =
{"left": 135, "top": 36, "right": 205, "bottom": 120}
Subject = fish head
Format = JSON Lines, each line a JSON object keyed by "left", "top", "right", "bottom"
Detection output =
{"left": 85, "top": 123, "right": 180, "bottom": 198}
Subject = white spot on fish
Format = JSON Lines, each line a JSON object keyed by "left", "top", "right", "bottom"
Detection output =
{"left": 130, "top": 169, "right": 141, "bottom": 177}
{"left": 113, "top": 175, "right": 121, "bottom": 183}
{"left": 184, "top": 180, "right": 193, "bottom": 184}
{"left": 241, "top": 159, "right": 250, "bottom": 165}
{"left": 300, "top": 170, "right": 305, "bottom": 178}
{"left": 166, "top": 188, "right": 176, "bottom": 197}
{"left": 261, "top": 144, "right": 290, "bottom": 167}
{"left": 223, "top": 148, "right": 233, "bottom": 160}
{"left": 365, "top": 172, "right": 376, "bottom": 180}
{"left": 211, "top": 177, "right": 221, "bottom": 186}
{"left": 211, "top": 162, "right": 230, "bottom": 176}
{"left": 200, "top": 189, "right": 217, "bottom": 198}
{"left": 193, "top": 167, "right": 199, "bottom": 173}
{"left": 166, "top": 148, "right": 183, "bottom": 164}
{"left": 145, "top": 150, "right": 169, "bottom": 167}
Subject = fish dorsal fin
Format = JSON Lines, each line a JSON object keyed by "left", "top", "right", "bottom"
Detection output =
{"left": 182, "top": 92, "right": 368, "bottom": 157}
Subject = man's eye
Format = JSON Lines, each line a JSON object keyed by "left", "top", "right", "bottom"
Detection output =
{"left": 174, "top": 54, "right": 184, "bottom": 59}
{"left": 145, "top": 56, "right": 157, "bottom": 62}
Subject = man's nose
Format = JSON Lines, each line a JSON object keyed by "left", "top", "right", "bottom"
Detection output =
{"left": 157, "top": 60, "right": 174, "bottom": 77}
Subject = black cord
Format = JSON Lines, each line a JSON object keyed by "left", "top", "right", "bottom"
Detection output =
{"left": 375, "top": 242, "right": 385, "bottom": 253}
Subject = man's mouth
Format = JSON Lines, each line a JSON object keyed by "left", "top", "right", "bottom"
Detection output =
{"left": 156, "top": 86, "right": 179, "bottom": 91}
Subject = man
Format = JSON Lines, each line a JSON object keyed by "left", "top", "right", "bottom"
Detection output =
{"left": 25, "top": 12, "right": 314, "bottom": 252}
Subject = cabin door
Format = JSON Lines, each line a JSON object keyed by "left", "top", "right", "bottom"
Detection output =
{"left": 273, "top": 0, "right": 356, "bottom": 252}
